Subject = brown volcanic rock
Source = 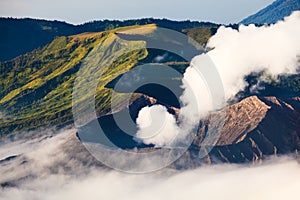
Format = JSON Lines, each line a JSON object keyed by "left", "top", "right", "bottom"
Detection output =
{"left": 252, "top": 96, "right": 300, "bottom": 152}
{"left": 190, "top": 95, "right": 300, "bottom": 165}
{"left": 195, "top": 96, "right": 271, "bottom": 146}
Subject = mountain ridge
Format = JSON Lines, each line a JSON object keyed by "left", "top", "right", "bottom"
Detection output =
{"left": 241, "top": 0, "right": 300, "bottom": 24}
{"left": 0, "top": 17, "right": 218, "bottom": 62}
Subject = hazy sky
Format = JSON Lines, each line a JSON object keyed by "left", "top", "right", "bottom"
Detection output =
{"left": 0, "top": 0, "right": 275, "bottom": 24}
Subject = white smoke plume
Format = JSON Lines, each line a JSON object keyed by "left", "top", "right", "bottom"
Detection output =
{"left": 135, "top": 105, "right": 179, "bottom": 146}
{"left": 206, "top": 11, "right": 300, "bottom": 100}
{"left": 136, "top": 11, "right": 300, "bottom": 147}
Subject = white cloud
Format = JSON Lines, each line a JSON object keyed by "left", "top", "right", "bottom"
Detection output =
{"left": 206, "top": 11, "right": 300, "bottom": 100}
{"left": 135, "top": 105, "right": 179, "bottom": 147}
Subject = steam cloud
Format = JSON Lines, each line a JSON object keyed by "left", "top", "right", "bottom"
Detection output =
{"left": 0, "top": 129, "right": 300, "bottom": 200}
{"left": 135, "top": 105, "right": 179, "bottom": 146}
{"left": 136, "top": 11, "right": 300, "bottom": 147}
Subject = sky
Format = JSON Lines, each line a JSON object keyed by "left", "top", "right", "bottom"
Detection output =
{"left": 0, "top": 0, "right": 275, "bottom": 25}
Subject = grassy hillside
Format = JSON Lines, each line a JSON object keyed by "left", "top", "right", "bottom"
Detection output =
{"left": 0, "top": 25, "right": 151, "bottom": 136}
{"left": 182, "top": 26, "right": 218, "bottom": 46}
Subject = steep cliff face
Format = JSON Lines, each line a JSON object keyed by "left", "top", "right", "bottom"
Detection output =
{"left": 175, "top": 95, "right": 300, "bottom": 168}
{"left": 195, "top": 96, "right": 270, "bottom": 147}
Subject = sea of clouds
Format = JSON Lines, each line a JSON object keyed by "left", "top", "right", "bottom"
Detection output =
{"left": 0, "top": 128, "right": 299, "bottom": 200}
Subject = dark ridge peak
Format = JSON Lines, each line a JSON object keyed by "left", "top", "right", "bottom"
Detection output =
{"left": 241, "top": 0, "right": 300, "bottom": 25}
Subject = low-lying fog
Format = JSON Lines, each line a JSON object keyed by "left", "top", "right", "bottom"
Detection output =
{"left": 0, "top": 128, "right": 299, "bottom": 200}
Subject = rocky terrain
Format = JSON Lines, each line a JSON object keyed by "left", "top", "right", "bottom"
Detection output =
{"left": 182, "top": 95, "right": 300, "bottom": 167}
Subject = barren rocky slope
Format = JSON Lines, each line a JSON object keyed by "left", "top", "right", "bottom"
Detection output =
{"left": 177, "top": 95, "right": 300, "bottom": 167}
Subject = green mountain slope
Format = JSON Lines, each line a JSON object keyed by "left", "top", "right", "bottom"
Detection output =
{"left": 0, "top": 25, "right": 151, "bottom": 136}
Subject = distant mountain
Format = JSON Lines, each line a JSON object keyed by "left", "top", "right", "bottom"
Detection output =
{"left": 0, "top": 18, "right": 217, "bottom": 62}
{"left": 241, "top": 0, "right": 300, "bottom": 24}
{"left": 0, "top": 19, "right": 78, "bottom": 62}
